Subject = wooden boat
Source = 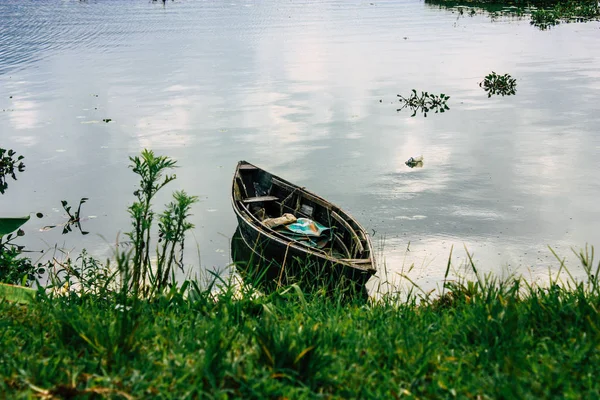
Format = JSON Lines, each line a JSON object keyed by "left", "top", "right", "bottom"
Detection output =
{"left": 231, "top": 161, "right": 376, "bottom": 291}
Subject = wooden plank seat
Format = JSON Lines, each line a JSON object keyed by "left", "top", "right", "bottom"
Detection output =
{"left": 340, "top": 258, "right": 372, "bottom": 264}
{"left": 242, "top": 196, "right": 279, "bottom": 203}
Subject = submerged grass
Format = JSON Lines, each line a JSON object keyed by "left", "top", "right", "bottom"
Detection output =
{"left": 2, "top": 247, "right": 600, "bottom": 398}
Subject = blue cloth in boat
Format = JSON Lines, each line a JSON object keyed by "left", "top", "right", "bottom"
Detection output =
{"left": 275, "top": 218, "right": 331, "bottom": 248}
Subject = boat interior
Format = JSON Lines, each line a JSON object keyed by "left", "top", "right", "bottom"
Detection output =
{"left": 234, "top": 161, "right": 372, "bottom": 263}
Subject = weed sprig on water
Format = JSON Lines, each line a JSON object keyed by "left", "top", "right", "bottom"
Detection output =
{"left": 480, "top": 71, "right": 517, "bottom": 97}
{"left": 397, "top": 89, "right": 450, "bottom": 117}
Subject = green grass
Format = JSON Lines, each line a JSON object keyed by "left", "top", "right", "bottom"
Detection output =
{"left": 2, "top": 150, "right": 599, "bottom": 397}
{"left": 2, "top": 250, "right": 600, "bottom": 398}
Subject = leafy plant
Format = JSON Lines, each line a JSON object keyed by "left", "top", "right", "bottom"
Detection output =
{"left": 479, "top": 72, "right": 517, "bottom": 97}
{"left": 0, "top": 216, "right": 45, "bottom": 286}
{"left": 0, "top": 146, "right": 46, "bottom": 286}
{"left": 0, "top": 246, "right": 45, "bottom": 287}
{"left": 127, "top": 150, "right": 177, "bottom": 295}
{"left": 0, "top": 148, "right": 25, "bottom": 194}
{"left": 530, "top": 8, "right": 560, "bottom": 27}
{"left": 0, "top": 216, "right": 30, "bottom": 237}
{"left": 397, "top": 90, "right": 450, "bottom": 117}
{"left": 155, "top": 190, "right": 199, "bottom": 292}
{"left": 126, "top": 149, "right": 197, "bottom": 296}
{"left": 47, "top": 250, "right": 116, "bottom": 296}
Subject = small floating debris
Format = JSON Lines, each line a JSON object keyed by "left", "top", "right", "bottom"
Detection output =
{"left": 405, "top": 155, "right": 424, "bottom": 168}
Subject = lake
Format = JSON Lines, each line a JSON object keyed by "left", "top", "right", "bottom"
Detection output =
{"left": 1, "top": 0, "right": 599, "bottom": 292}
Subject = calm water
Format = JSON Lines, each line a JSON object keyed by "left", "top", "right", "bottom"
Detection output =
{"left": 1, "top": 0, "right": 599, "bottom": 291}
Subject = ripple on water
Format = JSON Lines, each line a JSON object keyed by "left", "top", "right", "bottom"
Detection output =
{"left": 0, "top": 0, "right": 182, "bottom": 75}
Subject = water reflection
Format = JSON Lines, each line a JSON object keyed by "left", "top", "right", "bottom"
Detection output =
{"left": 424, "top": 0, "right": 528, "bottom": 17}
{"left": 230, "top": 227, "right": 280, "bottom": 293}
{"left": 397, "top": 90, "right": 451, "bottom": 117}
{"left": 0, "top": 0, "right": 599, "bottom": 292}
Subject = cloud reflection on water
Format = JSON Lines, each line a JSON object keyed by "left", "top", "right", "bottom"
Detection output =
{"left": 0, "top": 0, "right": 599, "bottom": 291}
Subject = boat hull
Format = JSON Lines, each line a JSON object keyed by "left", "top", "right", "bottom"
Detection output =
{"left": 231, "top": 160, "right": 376, "bottom": 294}
{"left": 232, "top": 213, "right": 373, "bottom": 295}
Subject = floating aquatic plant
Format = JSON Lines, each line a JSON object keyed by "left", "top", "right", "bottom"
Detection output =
{"left": 41, "top": 198, "right": 90, "bottom": 235}
{"left": 397, "top": 90, "right": 450, "bottom": 117}
{"left": 479, "top": 72, "right": 517, "bottom": 97}
{"left": 0, "top": 148, "right": 25, "bottom": 195}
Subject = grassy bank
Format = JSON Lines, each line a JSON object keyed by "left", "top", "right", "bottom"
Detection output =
{"left": 2, "top": 252, "right": 600, "bottom": 398}
{"left": 2, "top": 150, "right": 600, "bottom": 397}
